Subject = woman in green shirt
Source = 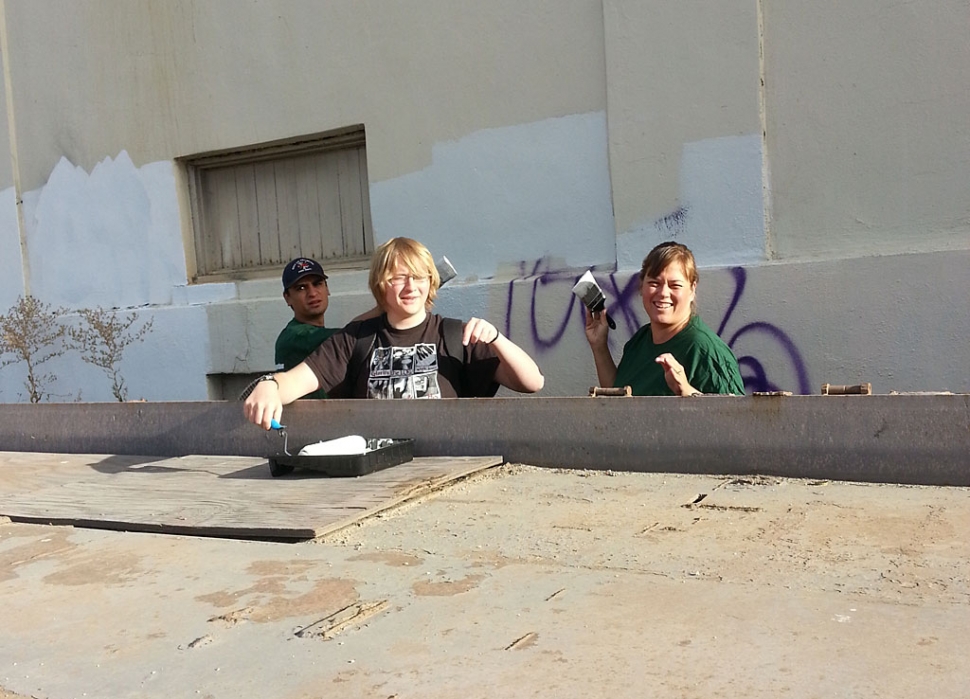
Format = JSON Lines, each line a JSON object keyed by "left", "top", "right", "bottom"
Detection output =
{"left": 585, "top": 241, "right": 745, "bottom": 396}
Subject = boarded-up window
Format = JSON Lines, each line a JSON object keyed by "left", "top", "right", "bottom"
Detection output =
{"left": 183, "top": 126, "right": 373, "bottom": 281}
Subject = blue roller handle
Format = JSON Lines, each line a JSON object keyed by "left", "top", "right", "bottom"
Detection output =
{"left": 269, "top": 418, "right": 291, "bottom": 455}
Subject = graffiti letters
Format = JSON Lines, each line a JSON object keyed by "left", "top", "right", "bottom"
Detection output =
{"left": 502, "top": 259, "right": 811, "bottom": 394}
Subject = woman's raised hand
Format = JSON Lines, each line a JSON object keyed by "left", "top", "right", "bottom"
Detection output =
{"left": 655, "top": 353, "right": 700, "bottom": 397}
{"left": 584, "top": 308, "right": 610, "bottom": 348}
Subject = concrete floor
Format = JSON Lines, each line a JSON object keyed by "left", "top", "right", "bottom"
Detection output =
{"left": 2, "top": 464, "right": 969, "bottom": 699}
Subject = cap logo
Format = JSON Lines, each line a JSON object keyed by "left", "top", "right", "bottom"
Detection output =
{"left": 283, "top": 257, "right": 326, "bottom": 290}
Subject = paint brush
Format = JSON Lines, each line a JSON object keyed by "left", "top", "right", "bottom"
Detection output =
{"left": 435, "top": 255, "right": 457, "bottom": 286}
{"left": 572, "top": 270, "right": 616, "bottom": 329}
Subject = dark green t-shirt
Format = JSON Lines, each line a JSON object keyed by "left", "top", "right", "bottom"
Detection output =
{"left": 613, "top": 315, "right": 745, "bottom": 396}
{"left": 274, "top": 319, "right": 338, "bottom": 399}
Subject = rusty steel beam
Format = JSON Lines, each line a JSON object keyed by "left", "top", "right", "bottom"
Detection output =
{"left": 0, "top": 396, "right": 967, "bottom": 486}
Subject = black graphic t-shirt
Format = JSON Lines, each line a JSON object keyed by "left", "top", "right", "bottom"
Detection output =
{"left": 304, "top": 314, "right": 501, "bottom": 399}
{"left": 367, "top": 341, "right": 442, "bottom": 398}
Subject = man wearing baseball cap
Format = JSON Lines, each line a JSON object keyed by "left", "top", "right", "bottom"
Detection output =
{"left": 275, "top": 257, "right": 334, "bottom": 399}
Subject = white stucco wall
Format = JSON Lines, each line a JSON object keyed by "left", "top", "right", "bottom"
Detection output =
{"left": 25, "top": 153, "right": 185, "bottom": 308}
{"left": 764, "top": 0, "right": 970, "bottom": 260}
{"left": 604, "top": 0, "right": 764, "bottom": 256}
{"left": 0, "top": 186, "right": 24, "bottom": 310}
{"left": 616, "top": 134, "right": 766, "bottom": 270}
{"left": 370, "top": 113, "right": 616, "bottom": 279}
{"left": 2, "top": 0, "right": 607, "bottom": 191}
{"left": 0, "top": 46, "right": 12, "bottom": 188}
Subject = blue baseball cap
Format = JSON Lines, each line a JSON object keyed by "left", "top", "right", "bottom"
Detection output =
{"left": 282, "top": 257, "right": 327, "bottom": 291}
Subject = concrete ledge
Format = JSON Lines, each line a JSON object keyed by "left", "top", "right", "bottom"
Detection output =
{"left": 0, "top": 396, "right": 967, "bottom": 486}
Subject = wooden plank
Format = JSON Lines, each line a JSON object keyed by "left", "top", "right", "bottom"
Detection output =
{"left": 0, "top": 452, "right": 502, "bottom": 540}
{"left": 315, "top": 151, "right": 343, "bottom": 261}
{"left": 225, "top": 176, "right": 244, "bottom": 269}
{"left": 235, "top": 164, "right": 261, "bottom": 268}
{"left": 337, "top": 148, "right": 366, "bottom": 256}
{"left": 274, "top": 159, "right": 302, "bottom": 261}
{"left": 358, "top": 146, "right": 374, "bottom": 254}
{"left": 293, "top": 153, "right": 321, "bottom": 257}
{"left": 253, "top": 160, "right": 281, "bottom": 265}
{"left": 202, "top": 166, "right": 243, "bottom": 272}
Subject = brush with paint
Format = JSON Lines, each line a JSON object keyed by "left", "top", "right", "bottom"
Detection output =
{"left": 572, "top": 270, "right": 616, "bottom": 329}
{"left": 435, "top": 255, "right": 457, "bottom": 286}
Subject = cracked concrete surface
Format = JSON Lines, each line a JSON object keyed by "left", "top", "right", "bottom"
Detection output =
{"left": 2, "top": 465, "right": 969, "bottom": 698}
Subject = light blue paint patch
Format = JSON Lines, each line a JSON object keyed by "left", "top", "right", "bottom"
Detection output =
{"left": 26, "top": 152, "right": 187, "bottom": 309}
{"left": 119, "top": 304, "right": 211, "bottom": 400}
{"left": 680, "top": 134, "right": 765, "bottom": 265}
{"left": 0, "top": 186, "right": 25, "bottom": 309}
{"left": 618, "top": 133, "right": 766, "bottom": 269}
{"left": 432, "top": 282, "right": 492, "bottom": 324}
{"left": 171, "top": 282, "right": 238, "bottom": 306}
{"left": 370, "top": 112, "right": 616, "bottom": 278}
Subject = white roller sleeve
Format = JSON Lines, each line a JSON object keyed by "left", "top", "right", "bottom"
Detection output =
{"left": 298, "top": 435, "right": 368, "bottom": 456}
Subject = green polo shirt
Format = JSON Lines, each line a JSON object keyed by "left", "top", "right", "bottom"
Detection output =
{"left": 613, "top": 315, "right": 745, "bottom": 396}
{"left": 274, "top": 319, "right": 338, "bottom": 399}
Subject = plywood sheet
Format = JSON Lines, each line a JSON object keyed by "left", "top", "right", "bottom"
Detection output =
{"left": 0, "top": 451, "right": 502, "bottom": 540}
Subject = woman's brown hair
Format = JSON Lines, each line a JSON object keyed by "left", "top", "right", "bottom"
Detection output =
{"left": 639, "top": 241, "right": 698, "bottom": 313}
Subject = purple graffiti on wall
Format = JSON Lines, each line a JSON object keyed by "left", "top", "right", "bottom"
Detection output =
{"left": 503, "top": 260, "right": 811, "bottom": 394}
{"left": 717, "top": 267, "right": 811, "bottom": 394}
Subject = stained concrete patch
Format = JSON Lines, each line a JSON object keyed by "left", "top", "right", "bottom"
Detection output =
{"left": 412, "top": 573, "right": 485, "bottom": 597}
{"left": 42, "top": 550, "right": 143, "bottom": 587}
{"left": 0, "top": 688, "right": 33, "bottom": 699}
{"left": 197, "top": 577, "right": 360, "bottom": 624}
{"left": 347, "top": 551, "right": 425, "bottom": 568}
{"left": 0, "top": 527, "right": 78, "bottom": 583}
{"left": 2, "top": 466, "right": 969, "bottom": 698}
{"left": 245, "top": 559, "right": 316, "bottom": 577}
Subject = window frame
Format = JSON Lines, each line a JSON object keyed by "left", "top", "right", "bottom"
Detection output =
{"left": 180, "top": 125, "right": 374, "bottom": 284}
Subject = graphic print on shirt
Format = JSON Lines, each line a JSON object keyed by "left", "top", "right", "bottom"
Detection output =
{"left": 367, "top": 343, "right": 441, "bottom": 399}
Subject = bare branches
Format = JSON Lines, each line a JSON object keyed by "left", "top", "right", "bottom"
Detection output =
{"left": 0, "top": 296, "right": 67, "bottom": 403}
{"left": 0, "top": 296, "right": 155, "bottom": 403}
{"left": 66, "top": 307, "right": 154, "bottom": 402}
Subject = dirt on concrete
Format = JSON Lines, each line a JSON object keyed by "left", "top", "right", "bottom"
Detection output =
{"left": 2, "top": 465, "right": 969, "bottom": 698}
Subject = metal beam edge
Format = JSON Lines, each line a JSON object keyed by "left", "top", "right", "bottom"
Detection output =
{"left": 0, "top": 396, "right": 967, "bottom": 486}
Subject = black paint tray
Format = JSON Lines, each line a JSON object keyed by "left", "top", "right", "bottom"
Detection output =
{"left": 268, "top": 439, "right": 414, "bottom": 478}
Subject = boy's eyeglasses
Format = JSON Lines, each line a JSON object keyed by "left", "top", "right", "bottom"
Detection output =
{"left": 388, "top": 274, "right": 430, "bottom": 288}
